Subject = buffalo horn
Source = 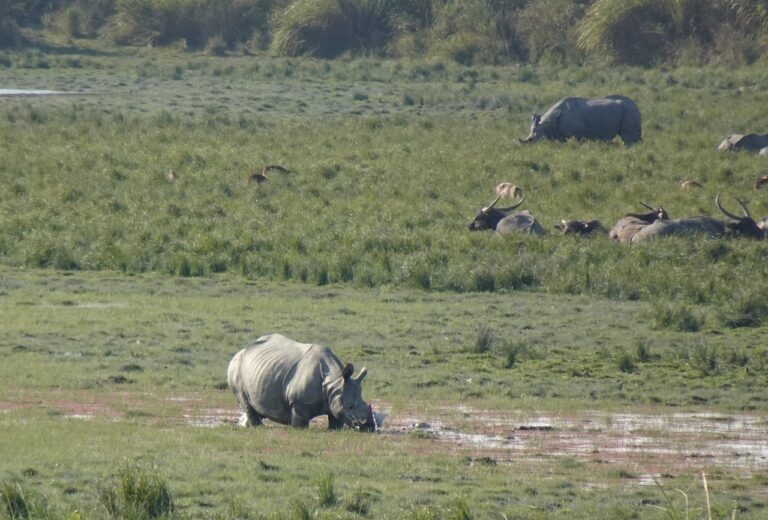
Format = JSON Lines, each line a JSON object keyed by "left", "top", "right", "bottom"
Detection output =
{"left": 482, "top": 194, "right": 503, "bottom": 212}
{"left": 736, "top": 197, "right": 752, "bottom": 219}
{"left": 498, "top": 195, "right": 525, "bottom": 211}
{"left": 716, "top": 193, "right": 747, "bottom": 221}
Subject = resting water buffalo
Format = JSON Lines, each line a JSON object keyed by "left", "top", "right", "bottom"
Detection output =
{"left": 468, "top": 195, "right": 545, "bottom": 236}
{"left": 227, "top": 333, "right": 375, "bottom": 431}
{"left": 609, "top": 203, "right": 669, "bottom": 242}
{"left": 631, "top": 216, "right": 725, "bottom": 242}
{"left": 717, "top": 133, "right": 768, "bottom": 152}
{"left": 554, "top": 219, "right": 606, "bottom": 235}
{"left": 716, "top": 194, "right": 766, "bottom": 239}
{"left": 520, "top": 95, "right": 642, "bottom": 145}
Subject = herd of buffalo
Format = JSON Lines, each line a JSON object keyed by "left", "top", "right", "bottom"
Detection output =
{"left": 470, "top": 95, "right": 768, "bottom": 242}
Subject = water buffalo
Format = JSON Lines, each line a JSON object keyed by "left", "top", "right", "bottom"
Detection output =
{"left": 631, "top": 216, "right": 726, "bottom": 242}
{"left": 609, "top": 203, "right": 669, "bottom": 242}
{"left": 716, "top": 194, "right": 766, "bottom": 239}
{"left": 554, "top": 219, "right": 606, "bottom": 235}
{"left": 520, "top": 95, "right": 642, "bottom": 145}
{"left": 227, "top": 333, "right": 375, "bottom": 431}
{"left": 717, "top": 133, "right": 768, "bottom": 152}
{"left": 468, "top": 195, "right": 545, "bottom": 236}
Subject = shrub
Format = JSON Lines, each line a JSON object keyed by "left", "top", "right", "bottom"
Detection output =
{"left": 469, "top": 325, "right": 495, "bottom": 354}
{"left": 617, "top": 351, "right": 636, "bottom": 373}
{"left": 271, "top": 0, "right": 404, "bottom": 58}
{"left": 0, "top": 482, "right": 53, "bottom": 519}
{"left": 101, "top": 463, "right": 174, "bottom": 518}
{"left": 108, "top": 0, "right": 271, "bottom": 48}
{"left": 650, "top": 304, "right": 704, "bottom": 332}
{"left": 317, "top": 473, "right": 336, "bottom": 507}
{"left": 719, "top": 291, "right": 768, "bottom": 328}
{"left": 515, "top": 0, "right": 586, "bottom": 65}
{"left": 577, "top": 0, "right": 727, "bottom": 66}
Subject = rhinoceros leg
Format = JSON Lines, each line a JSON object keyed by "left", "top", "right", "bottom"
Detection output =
{"left": 235, "top": 393, "right": 263, "bottom": 427}
{"left": 328, "top": 414, "right": 344, "bottom": 430}
{"left": 290, "top": 406, "right": 312, "bottom": 428}
{"left": 244, "top": 405, "right": 263, "bottom": 427}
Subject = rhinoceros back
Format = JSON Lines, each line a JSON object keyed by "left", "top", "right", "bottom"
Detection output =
{"left": 228, "top": 333, "right": 343, "bottom": 425}
{"left": 549, "top": 96, "right": 640, "bottom": 144}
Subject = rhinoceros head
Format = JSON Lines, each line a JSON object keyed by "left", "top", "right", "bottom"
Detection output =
{"left": 520, "top": 113, "right": 548, "bottom": 143}
{"left": 326, "top": 363, "right": 375, "bottom": 432}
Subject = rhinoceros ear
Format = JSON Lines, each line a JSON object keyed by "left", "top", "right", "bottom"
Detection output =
{"left": 532, "top": 113, "right": 542, "bottom": 125}
{"left": 342, "top": 363, "right": 354, "bottom": 381}
{"left": 356, "top": 367, "right": 368, "bottom": 383}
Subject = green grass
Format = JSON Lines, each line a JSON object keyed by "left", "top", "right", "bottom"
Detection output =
{"left": 0, "top": 266, "right": 766, "bottom": 518}
{"left": 1, "top": 47, "right": 768, "bottom": 310}
{"left": 2, "top": 44, "right": 768, "bottom": 518}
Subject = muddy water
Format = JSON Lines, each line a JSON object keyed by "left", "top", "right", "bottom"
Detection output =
{"left": 175, "top": 401, "right": 768, "bottom": 480}
{"left": 0, "top": 89, "right": 76, "bottom": 96}
{"left": 10, "top": 395, "right": 762, "bottom": 481}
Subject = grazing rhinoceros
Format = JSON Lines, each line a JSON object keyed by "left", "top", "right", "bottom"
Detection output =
{"left": 227, "top": 333, "right": 375, "bottom": 431}
{"left": 717, "top": 133, "right": 768, "bottom": 152}
{"left": 520, "top": 95, "right": 642, "bottom": 145}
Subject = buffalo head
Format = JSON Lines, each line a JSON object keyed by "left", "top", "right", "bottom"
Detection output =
{"left": 716, "top": 194, "right": 765, "bottom": 239}
{"left": 555, "top": 219, "right": 606, "bottom": 235}
{"left": 468, "top": 195, "right": 526, "bottom": 231}
{"left": 626, "top": 202, "right": 670, "bottom": 223}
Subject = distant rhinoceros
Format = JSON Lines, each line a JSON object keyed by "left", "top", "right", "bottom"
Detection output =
{"left": 717, "top": 133, "right": 768, "bottom": 152}
{"left": 520, "top": 95, "right": 642, "bottom": 145}
{"left": 227, "top": 333, "right": 375, "bottom": 431}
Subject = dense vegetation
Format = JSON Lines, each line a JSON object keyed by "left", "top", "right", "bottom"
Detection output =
{"left": 3, "top": 0, "right": 768, "bottom": 66}
{"left": 2, "top": 50, "right": 768, "bottom": 319}
{"left": 2, "top": 27, "right": 768, "bottom": 518}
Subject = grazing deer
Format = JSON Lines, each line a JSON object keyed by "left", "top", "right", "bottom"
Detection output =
{"left": 681, "top": 180, "right": 702, "bottom": 190}
{"left": 495, "top": 182, "right": 522, "bottom": 199}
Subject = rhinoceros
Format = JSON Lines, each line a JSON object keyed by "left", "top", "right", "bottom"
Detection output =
{"left": 227, "top": 333, "right": 375, "bottom": 431}
{"left": 717, "top": 133, "right": 768, "bottom": 152}
{"left": 520, "top": 95, "right": 642, "bottom": 145}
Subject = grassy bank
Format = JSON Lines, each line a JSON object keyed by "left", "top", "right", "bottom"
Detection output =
{"left": 1, "top": 267, "right": 766, "bottom": 518}
{"left": 1, "top": 49, "right": 768, "bottom": 311}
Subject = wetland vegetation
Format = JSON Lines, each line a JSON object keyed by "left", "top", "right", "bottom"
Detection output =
{"left": 1, "top": 15, "right": 768, "bottom": 518}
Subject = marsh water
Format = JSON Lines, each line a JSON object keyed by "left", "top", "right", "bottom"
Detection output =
{"left": 170, "top": 400, "right": 768, "bottom": 483}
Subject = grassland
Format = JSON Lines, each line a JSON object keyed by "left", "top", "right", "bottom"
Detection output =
{"left": 1, "top": 40, "right": 768, "bottom": 518}
{"left": 1, "top": 266, "right": 767, "bottom": 519}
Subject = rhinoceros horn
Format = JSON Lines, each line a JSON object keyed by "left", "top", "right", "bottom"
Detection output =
{"left": 716, "top": 193, "right": 752, "bottom": 221}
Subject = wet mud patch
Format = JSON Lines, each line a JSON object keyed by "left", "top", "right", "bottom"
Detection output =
{"left": 176, "top": 399, "right": 768, "bottom": 483}
{"left": 379, "top": 404, "right": 768, "bottom": 486}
